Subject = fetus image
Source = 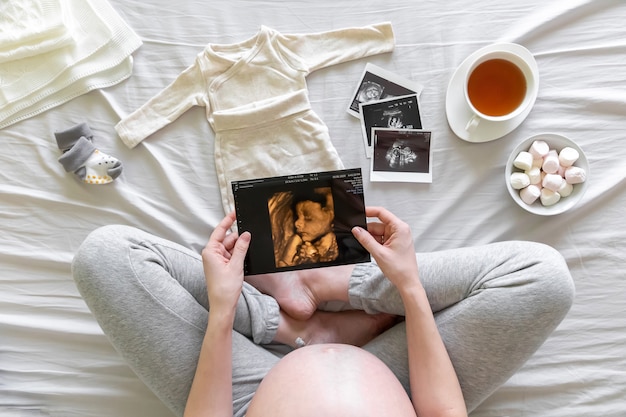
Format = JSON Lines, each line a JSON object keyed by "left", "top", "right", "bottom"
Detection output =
{"left": 385, "top": 108, "right": 405, "bottom": 128}
{"left": 268, "top": 187, "right": 339, "bottom": 267}
{"left": 386, "top": 140, "right": 417, "bottom": 169}
{"left": 357, "top": 81, "right": 384, "bottom": 103}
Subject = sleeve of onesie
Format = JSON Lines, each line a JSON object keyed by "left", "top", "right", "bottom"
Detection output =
{"left": 115, "top": 57, "right": 207, "bottom": 149}
{"left": 279, "top": 22, "right": 395, "bottom": 73}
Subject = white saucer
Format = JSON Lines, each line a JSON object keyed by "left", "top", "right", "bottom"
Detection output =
{"left": 445, "top": 43, "right": 539, "bottom": 143}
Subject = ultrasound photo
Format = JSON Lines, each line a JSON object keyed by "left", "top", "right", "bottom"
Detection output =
{"left": 232, "top": 169, "right": 370, "bottom": 275}
{"left": 370, "top": 128, "right": 433, "bottom": 183}
{"left": 347, "top": 63, "right": 424, "bottom": 118}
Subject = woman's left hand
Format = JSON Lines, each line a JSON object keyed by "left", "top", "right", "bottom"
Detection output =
{"left": 201, "top": 212, "right": 251, "bottom": 314}
{"left": 352, "top": 206, "right": 421, "bottom": 295}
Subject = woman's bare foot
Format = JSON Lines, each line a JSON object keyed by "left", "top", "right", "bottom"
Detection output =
{"left": 246, "top": 271, "right": 319, "bottom": 320}
{"left": 245, "top": 265, "right": 354, "bottom": 321}
{"left": 275, "top": 309, "right": 399, "bottom": 349}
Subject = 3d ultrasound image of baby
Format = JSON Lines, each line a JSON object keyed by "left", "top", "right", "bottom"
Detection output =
{"left": 268, "top": 187, "right": 338, "bottom": 267}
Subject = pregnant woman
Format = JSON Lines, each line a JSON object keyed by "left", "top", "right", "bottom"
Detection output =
{"left": 72, "top": 207, "right": 574, "bottom": 417}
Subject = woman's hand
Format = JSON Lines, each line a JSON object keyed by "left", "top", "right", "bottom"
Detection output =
{"left": 351, "top": 206, "right": 422, "bottom": 294}
{"left": 201, "top": 212, "right": 251, "bottom": 315}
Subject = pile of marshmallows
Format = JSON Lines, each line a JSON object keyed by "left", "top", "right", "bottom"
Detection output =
{"left": 510, "top": 139, "right": 587, "bottom": 206}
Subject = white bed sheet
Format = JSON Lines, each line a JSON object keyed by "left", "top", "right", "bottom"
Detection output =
{"left": 1, "top": 0, "right": 625, "bottom": 416}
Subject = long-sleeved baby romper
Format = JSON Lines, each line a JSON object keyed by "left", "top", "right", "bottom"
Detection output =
{"left": 115, "top": 23, "right": 395, "bottom": 213}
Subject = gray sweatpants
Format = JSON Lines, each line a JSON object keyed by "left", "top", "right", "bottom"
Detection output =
{"left": 72, "top": 225, "right": 574, "bottom": 417}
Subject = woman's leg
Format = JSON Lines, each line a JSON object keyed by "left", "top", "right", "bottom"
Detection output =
{"left": 71, "top": 225, "right": 281, "bottom": 417}
{"left": 351, "top": 241, "right": 575, "bottom": 411}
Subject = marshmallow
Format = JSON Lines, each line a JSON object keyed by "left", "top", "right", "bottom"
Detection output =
{"left": 526, "top": 166, "right": 542, "bottom": 185}
{"left": 542, "top": 173, "right": 564, "bottom": 192}
{"left": 558, "top": 181, "right": 574, "bottom": 197}
{"left": 511, "top": 139, "right": 586, "bottom": 209}
{"left": 520, "top": 184, "right": 541, "bottom": 205}
{"left": 540, "top": 188, "right": 561, "bottom": 206}
{"left": 529, "top": 140, "right": 550, "bottom": 158}
{"left": 542, "top": 150, "right": 560, "bottom": 174}
{"left": 510, "top": 172, "right": 531, "bottom": 189}
{"left": 513, "top": 151, "right": 534, "bottom": 171}
{"left": 559, "top": 147, "right": 580, "bottom": 167}
{"left": 565, "top": 166, "right": 587, "bottom": 184}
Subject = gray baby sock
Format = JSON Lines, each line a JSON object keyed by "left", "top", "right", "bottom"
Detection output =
{"left": 55, "top": 123, "right": 123, "bottom": 184}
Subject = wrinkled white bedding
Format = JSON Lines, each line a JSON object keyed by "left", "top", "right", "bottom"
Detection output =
{"left": 1, "top": 0, "right": 624, "bottom": 416}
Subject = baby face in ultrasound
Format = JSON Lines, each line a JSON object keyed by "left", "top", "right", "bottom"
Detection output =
{"left": 294, "top": 200, "right": 334, "bottom": 242}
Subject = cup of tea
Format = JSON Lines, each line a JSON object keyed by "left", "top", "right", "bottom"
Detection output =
{"left": 464, "top": 48, "right": 537, "bottom": 132}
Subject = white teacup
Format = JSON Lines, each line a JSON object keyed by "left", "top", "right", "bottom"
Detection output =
{"left": 464, "top": 48, "right": 537, "bottom": 132}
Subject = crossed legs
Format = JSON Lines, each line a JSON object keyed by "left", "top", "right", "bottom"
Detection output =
{"left": 72, "top": 224, "right": 573, "bottom": 416}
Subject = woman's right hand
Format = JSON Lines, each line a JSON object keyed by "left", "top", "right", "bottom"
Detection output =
{"left": 201, "top": 212, "right": 251, "bottom": 315}
{"left": 351, "top": 206, "right": 422, "bottom": 294}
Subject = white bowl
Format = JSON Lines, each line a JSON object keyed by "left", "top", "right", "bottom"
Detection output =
{"left": 505, "top": 133, "right": 589, "bottom": 216}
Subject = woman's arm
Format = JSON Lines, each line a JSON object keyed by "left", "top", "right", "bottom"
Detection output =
{"left": 400, "top": 281, "right": 467, "bottom": 417}
{"left": 352, "top": 207, "right": 467, "bottom": 417}
{"left": 184, "top": 310, "right": 234, "bottom": 417}
{"left": 184, "top": 212, "right": 251, "bottom": 417}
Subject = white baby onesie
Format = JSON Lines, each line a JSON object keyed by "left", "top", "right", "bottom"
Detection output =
{"left": 115, "top": 23, "right": 395, "bottom": 213}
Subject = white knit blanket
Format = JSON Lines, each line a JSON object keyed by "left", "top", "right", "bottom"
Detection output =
{"left": 0, "top": 0, "right": 73, "bottom": 63}
{"left": 0, "top": 0, "right": 142, "bottom": 128}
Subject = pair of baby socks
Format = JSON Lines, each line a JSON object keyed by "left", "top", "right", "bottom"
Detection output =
{"left": 55, "top": 123, "right": 123, "bottom": 184}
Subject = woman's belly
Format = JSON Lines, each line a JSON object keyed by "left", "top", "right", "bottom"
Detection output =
{"left": 246, "top": 343, "right": 417, "bottom": 417}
